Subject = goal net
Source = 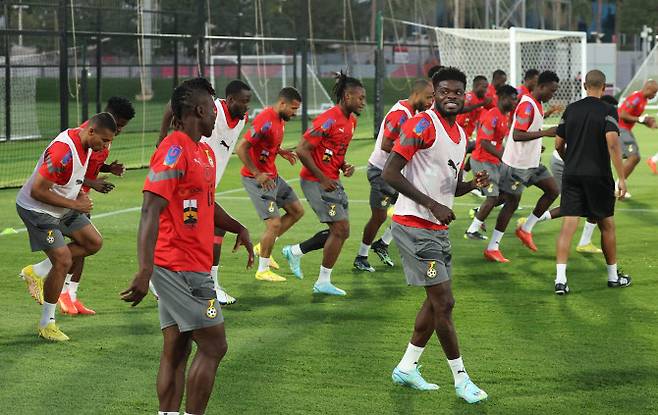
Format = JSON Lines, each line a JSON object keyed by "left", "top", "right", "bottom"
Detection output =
{"left": 209, "top": 54, "right": 333, "bottom": 115}
{"left": 0, "top": 50, "right": 43, "bottom": 141}
{"left": 620, "top": 43, "right": 658, "bottom": 109}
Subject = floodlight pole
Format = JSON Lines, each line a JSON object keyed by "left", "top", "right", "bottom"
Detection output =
{"left": 300, "top": 0, "right": 309, "bottom": 134}
{"left": 59, "top": 0, "right": 69, "bottom": 132}
{"left": 374, "top": 0, "right": 384, "bottom": 140}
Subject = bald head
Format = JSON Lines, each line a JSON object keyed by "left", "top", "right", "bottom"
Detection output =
{"left": 409, "top": 79, "right": 434, "bottom": 112}
{"left": 585, "top": 70, "right": 606, "bottom": 88}
{"left": 642, "top": 79, "right": 658, "bottom": 99}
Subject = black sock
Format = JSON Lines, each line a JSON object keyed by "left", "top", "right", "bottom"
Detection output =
{"left": 299, "top": 230, "right": 329, "bottom": 254}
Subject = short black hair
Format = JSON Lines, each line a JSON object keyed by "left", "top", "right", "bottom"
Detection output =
{"left": 432, "top": 66, "right": 467, "bottom": 88}
{"left": 278, "top": 86, "right": 302, "bottom": 102}
{"left": 225, "top": 80, "right": 251, "bottom": 98}
{"left": 601, "top": 95, "right": 618, "bottom": 106}
{"left": 497, "top": 85, "right": 518, "bottom": 98}
{"left": 473, "top": 75, "right": 488, "bottom": 84}
{"left": 88, "top": 112, "right": 118, "bottom": 133}
{"left": 538, "top": 70, "right": 560, "bottom": 85}
{"left": 427, "top": 65, "right": 444, "bottom": 80}
{"left": 332, "top": 70, "right": 363, "bottom": 103}
{"left": 105, "top": 96, "right": 135, "bottom": 121}
{"left": 171, "top": 77, "right": 216, "bottom": 121}
{"left": 524, "top": 69, "right": 540, "bottom": 80}
{"left": 492, "top": 69, "right": 507, "bottom": 80}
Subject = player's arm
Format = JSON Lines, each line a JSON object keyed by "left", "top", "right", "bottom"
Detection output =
{"left": 461, "top": 101, "right": 486, "bottom": 113}
{"left": 296, "top": 138, "right": 336, "bottom": 191}
{"left": 157, "top": 101, "right": 174, "bottom": 146}
{"left": 512, "top": 126, "right": 555, "bottom": 141}
{"left": 236, "top": 139, "right": 275, "bottom": 190}
{"left": 31, "top": 174, "right": 93, "bottom": 213}
{"left": 555, "top": 109, "right": 567, "bottom": 159}
{"left": 99, "top": 160, "right": 126, "bottom": 176}
{"left": 605, "top": 108, "right": 626, "bottom": 198}
{"left": 381, "top": 112, "right": 406, "bottom": 153}
{"left": 478, "top": 117, "right": 504, "bottom": 159}
{"left": 480, "top": 141, "right": 503, "bottom": 159}
{"left": 83, "top": 177, "right": 115, "bottom": 194}
{"left": 455, "top": 168, "right": 489, "bottom": 197}
{"left": 214, "top": 202, "right": 254, "bottom": 269}
{"left": 121, "top": 191, "right": 167, "bottom": 306}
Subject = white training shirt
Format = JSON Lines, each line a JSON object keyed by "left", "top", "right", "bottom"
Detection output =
{"left": 502, "top": 94, "right": 545, "bottom": 169}
{"left": 202, "top": 99, "right": 247, "bottom": 186}
{"left": 368, "top": 100, "right": 414, "bottom": 170}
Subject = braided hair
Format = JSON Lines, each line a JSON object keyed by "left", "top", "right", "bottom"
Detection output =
{"left": 332, "top": 70, "right": 363, "bottom": 104}
{"left": 171, "top": 77, "right": 216, "bottom": 121}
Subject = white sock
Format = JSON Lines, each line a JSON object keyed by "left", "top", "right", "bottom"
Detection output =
{"left": 33, "top": 257, "right": 52, "bottom": 278}
{"left": 652, "top": 153, "right": 658, "bottom": 163}
{"left": 290, "top": 244, "right": 304, "bottom": 257}
{"left": 61, "top": 273, "right": 72, "bottom": 294}
{"left": 398, "top": 343, "right": 424, "bottom": 372}
{"left": 487, "top": 230, "right": 504, "bottom": 251}
{"left": 68, "top": 281, "right": 79, "bottom": 302}
{"left": 555, "top": 263, "right": 567, "bottom": 284}
{"left": 381, "top": 226, "right": 393, "bottom": 245}
{"left": 316, "top": 265, "right": 332, "bottom": 285}
{"left": 257, "top": 256, "right": 270, "bottom": 273}
{"left": 210, "top": 265, "right": 221, "bottom": 295}
{"left": 521, "top": 214, "right": 541, "bottom": 232}
{"left": 467, "top": 217, "right": 483, "bottom": 234}
{"left": 39, "top": 301, "right": 57, "bottom": 328}
{"left": 447, "top": 356, "right": 469, "bottom": 386}
{"left": 158, "top": 412, "right": 179, "bottom": 415}
{"left": 607, "top": 263, "right": 618, "bottom": 282}
{"left": 358, "top": 243, "right": 370, "bottom": 257}
{"left": 184, "top": 413, "right": 199, "bottom": 415}
{"left": 578, "top": 221, "right": 596, "bottom": 246}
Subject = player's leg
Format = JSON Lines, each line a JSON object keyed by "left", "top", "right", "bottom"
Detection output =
{"left": 354, "top": 206, "right": 387, "bottom": 272}
{"left": 598, "top": 217, "right": 631, "bottom": 288}
{"left": 278, "top": 199, "right": 304, "bottom": 236}
{"left": 465, "top": 195, "right": 498, "bottom": 240}
{"left": 185, "top": 323, "right": 228, "bottom": 415}
{"left": 210, "top": 228, "right": 236, "bottom": 305}
{"left": 37, "top": 245, "right": 73, "bottom": 341}
{"left": 576, "top": 218, "right": 602, "bottom": 253}
{"left": 157, "top": 326, "right": 192, "bottom": 413}
{"left": 516, "top": 171, "right": 560, "bottom": 251}
{"left": 312, "top": 219, "right": 350, "bottom": 296}
{"left": 484, "top": 191, "right": 520, "bottom": 262}
{"left": 555, "top": 216, "right": 579, "bottom": 295}
{"left": 255, "top": 216, "right": 286, "bottom": 282}
{"left": 282, "top": 229, "right": 329, "bottom": 279}
{"left": 619, "top": 129, "right": 640, "bottom": 197}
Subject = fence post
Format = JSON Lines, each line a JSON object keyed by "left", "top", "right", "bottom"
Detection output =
{"left": 292, "top": 47, "right": 297, "bottom": 88}
{"left": 173, "top": 13, "right": 179, "bottom": 90}
{"left": 197, "top": 0, "right": 207, "bottom": 77}
{"left": 59, "top": 0, "right": 69, "bottom": 131}
{"left": 4, "top": 3, "right": 11, "bottom": 141}
{"left": 301, "top": 36, "right": 308, "bottom": 134}
{"left": 81, "top": 67, "right": 89, "bottom": 122}
{"left": 373, "top": 0, "right": 384, "bottom": 140}
{"left": 95, "top": 7, "right": 102, "bottom": 113}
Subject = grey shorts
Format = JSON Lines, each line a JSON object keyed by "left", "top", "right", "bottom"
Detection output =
{"left": 392, "top": 222, "right": 452, "bottom": 287}
{"left": 550, "top": 154, "right": 564, "bottom": 193}
{"left": 241, "top": 176, "right": 299, "bottom": 220}
{"left": 470, "top": 159, "right": 502, "bottom": 197}
{"left": 300, "top": 179, "right": 349, "bottom": 223}
{"left": 619, "top": 128, "right": 640, "bottom": 159}
{"left": 499, "top": 163, "right": 553, "bottom": 196}
{"left": 151, "top": 265, "right": 224, "bottom": 332}
{"left": 367, "top": 164, "right": 398, "bottom": 210}
{"left": 16, "top": 205, "right": 91, "bottom": 252}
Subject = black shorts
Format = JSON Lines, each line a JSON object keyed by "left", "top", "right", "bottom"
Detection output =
{"left": 560, "top": 175, "right": 615, "bottom": 220}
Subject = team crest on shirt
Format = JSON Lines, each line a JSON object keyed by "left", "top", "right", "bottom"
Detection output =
{"left": 268, "top": 201, "right": 276, "bottom": 213}
{"left": 204, "top": 149, "right": 214, "bottom": 168}
{"left": 381, "top": 196, "right": 390, "bottom": 207}
{"left": 322, "top": 149, "right": 334, "bottom": 162}
{"left": 46, "top": 230, "right": 55, "bottom": 244}
{"left": 322, "top": 119, "right": 335, "bottom": 130}
{"left": 414, "top": 118, "right": 430, "bottom": 135}
{"left": 183, "top": 199, "right": 198, "bottom": 225}
{"left": 206, "top": 299, "right": 218, "bottom": 319}
{"left": 328, "top": 204, "right": 337, "bottom": 217}
{"left": 164, "top": 144, "right": 183, "bottom": 167}
{"left": 426, "top": 261, "right": 437, "bottom": 279}
{"left": 511, "top": 181, "right": 521, "bottom": 190}
{"left": 259, "top": 149, "right": 270, "bottom": 163}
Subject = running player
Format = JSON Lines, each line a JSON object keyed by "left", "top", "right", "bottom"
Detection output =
{"left": 517, "top": 69, "right": 539, "bottom": 98}
{"left": 485, "top": 69, "right": 508, "bottom": 109}
{"left": 281, "top": 72, "right": 365, "bottom": 295}
{"left": 383, "top": 67, "right": 489, "bottom": 403}
{"left": 237, "top": 87, "right": 305, "bottom": 282}
{"left": 554, "top": 70, "right": 631, "bottom": 294}
{"left": 456, "top": 76, "right": 491, "bottom": 139}
{"left": 464, "top": 85, "right": 518, "bottom": 240}
{"left": 616, "top": 80, "right": 658, "bottom": 197}
{"left": 159, "top": 79, "right": 252, "bottom": 305}
{"left": 353, "top": 79, "right": 434, "bottom": 273}
{"left": 485, "top": 71, "right": 560, "bottom": 262}
{"left": 121, "top": 78, "right": 253, "bottom": 415}
{"left": 20, "top": 97, "right": 135, "bottom": 315}
{"left": 16, "top": 113, "right": 117, "bottom": 341}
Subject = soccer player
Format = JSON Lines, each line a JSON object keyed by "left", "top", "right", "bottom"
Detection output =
{"left": 456, "top": 75, "right": 491, "bottom": 139}
{"left": 485, "top": 69, "right": 508, "bottom": 109}
{"left": 236, "top": 87, "right": 305, "bottom": 282}
{"left": 617, "top": 79, "right": 658, "bottom": 197}
{"left": 464, "top": 85, "right": 518, "bottom": 240}
{"left": 353, "top": 79, "right": 434, "bottom": 272}
{"left": 159, "top": 79, "right": 252, "bottom": 305}
{"left": 427, "top": 65, "right": 444, "bottom": 80}
{"left": 484, "top": 71, "right": 560, "bottom": 262}
{"left": 554, "top": 70, "right": 631, "bottom": 294}
{"left": 16, "top": 113, "right": 117, "bottom": 341}
{"left": 281, "top": 72, "right": 365, "bottom": 295}
{"left": 517, "top": 69, "right": 539, "bottom": 98}
{"left": 383, "top": 67, "right": 489, "bottom": 403}
{"left": 20, "top": 97, "right": 135, "bottom": 315}
{"left": 121, "top": 78, "right": 253, "bottom": 415}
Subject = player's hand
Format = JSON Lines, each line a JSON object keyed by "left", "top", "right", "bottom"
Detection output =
{"left": 233, "top": 226, "right": 254, "bottom": 269}
{"left": 341, "top": 163, "right": 355, "bottom": 177}
{"left": 74, "top": 192, "right": 93, "bottom": 213}
{"left": 547, "top": 104, "right": 565, "bottom": 116}
{"left": 542, "top": 126, "right": 557, "bottom": 137}
{"left": 644, "top": 116, "right": 657, "bottom": 129}
{"left": 107, "top": 160, "right": 126, "bottom": 176}
{"left": 473, "top": 170, "right": 489, "bottom": 188}
{"left": 616, "top": 178, "right": 627, "bottom": 200}
{"left": 278, "top": 149, "right": 298, "bottom": 165}
{"left": 89, "top": 178, "right": 115, "bottom": 194}
{"left": 120, "top": 271, "right": 151, "bottom": 307}
{"left": 320, "top": 177, "right": 338, "bottom": 192}
{"left": 255, "top": 172, "right": 276, "bottom": 191}
{"left": 428, "top": 200, "right": 456, "bottom": 224}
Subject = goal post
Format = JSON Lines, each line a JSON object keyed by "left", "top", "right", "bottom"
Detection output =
{"left": 620, "top": 43, "right": 658, "bottom": 109}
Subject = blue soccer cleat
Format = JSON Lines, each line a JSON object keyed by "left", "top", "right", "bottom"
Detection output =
{"left": 391, "top": 366, "right": 439, "bottom": 391}
{"left": 281, "top": 245, "right": 304, "bottom": 279}
{"left": 455, "top": 378, "right": 488, "bottom": 403}
{"left": 312, "top": 282, "right": 346, "bottom": 296}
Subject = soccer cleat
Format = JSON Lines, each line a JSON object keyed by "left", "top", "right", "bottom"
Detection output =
{"left": 464, "top": 231, "right": 488, "bottom": 240}
{"left": 468, "top": 207, "right": 478, "bottom": 219}
{"left": 255, "top": 270, "right": 286, "bottom": 282}
{"left": 455, "top": 378, "right": 488, "bottom": 404}
{"left": 20, "top": 265, "right": 44, "bottom": 305}
{"left": 281, "top": 245, "right": 304, "bottom": 279}
{"left": 608, "top": 270, "right": 632, "bottom": 288}
{"left": 470, "top": 188, "right": 485, "bottom": 198}
{"left": 515, "top": 227, "right": 537, "bottom": 251}
{"left": 312, "top": 282, "right": 347, "bottom": 296}
{"left": 58, "top": 292, "right": 78, "bottom": 315}
{"left": 484, "top": 249, "right": 510, "bottom": 263}
{"left": 38, "top": 322, "right": 70, "bottom": 342}
{"left": 217, "top": 288, "right": 237, "bottom": 306}
{"left": 392, "top": 366, "right": 439, "bottom": 391}
{"left": 72, "top": 299, "right": 96, "bottom": 315}
{"left": 576, "top": 243, "right": 603, "bottom": 254}
{"left": 371, "top": 239, "right": 394, "bottom": 267}
{"left": 353, "top": 255, "right": 375, "bottom": 272}
{"left": 555, "top": 282, "right": 570, "bottom": 295}
{"left": 647, "top": 158, "right": 657, "bottom": 174}
{"left": 254, "top": 243, "right": 280, "bottom": 270}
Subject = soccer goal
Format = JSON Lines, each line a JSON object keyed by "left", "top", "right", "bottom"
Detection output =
{"left": 209, "top": 54, "right": 334, "bottom": 115}
{"left": 620, "top": 43, "right": 658, "bottom": 109}
{"left": 0, "top": 53, "right": 42, "bottom": 141}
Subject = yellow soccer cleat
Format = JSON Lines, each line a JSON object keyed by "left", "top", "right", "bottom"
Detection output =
{"left": 38, "top": 322, "right": 70, "bottom": 342}
{"left": 576, "top": 243, "right": 603, "bottom": 254}
{"left": 254, "top": 243, "right": 280, "bottom": 270}
{"left": 255, "top": 270, "right": 287, "bottom": 282}
{"left": 20, "top": 265, "right": 44, "bottom": 305}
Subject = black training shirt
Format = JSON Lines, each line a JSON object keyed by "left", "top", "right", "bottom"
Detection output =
{"left": 556, "top": 96, "right": 619, "bottom": 177}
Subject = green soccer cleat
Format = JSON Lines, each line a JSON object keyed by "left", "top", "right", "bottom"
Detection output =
{"left": 455, "top": 378, "right": 488, "bottom": 404}
{"left": 312, "top": 282, "right": 346, "bottom": 296}
{"left": 281, "top": 245, "right": 304, "bottom": 279}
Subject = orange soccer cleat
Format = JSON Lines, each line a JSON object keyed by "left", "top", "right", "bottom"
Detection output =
{"left": 484, "top": 249, "right": 510, "bottom": 263}
{"left": 515, "top": 227, "right": 538, "bottom": 252}
{"left": 58, "top": 292, "right": 78, "bottom": 315}
{"left": 647, "top": 158, "right": 658, "bottom": 175}
{"left": 72, "top": 299, "right": 96, "bottom": 315}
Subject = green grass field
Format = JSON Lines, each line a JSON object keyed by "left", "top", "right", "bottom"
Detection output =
{"left": 1, "top": 121, "right": 658, "bottom": 414}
